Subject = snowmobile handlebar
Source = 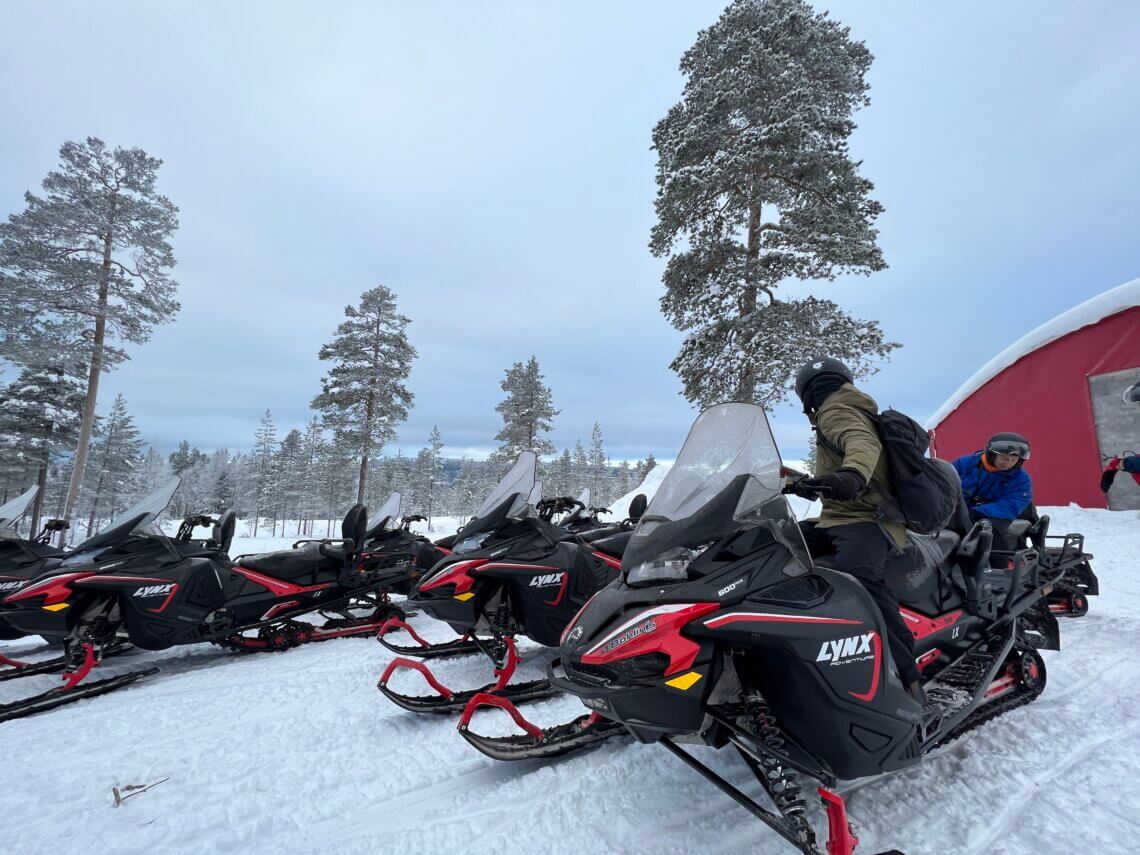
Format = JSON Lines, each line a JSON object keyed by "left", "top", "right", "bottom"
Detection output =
{"left": 402, "top": 514, "right": 427, "bottom": 524}
{"left": 781, "top": 476, "right": 832, "bottom": 499}
{"left": 292, "top": 536, "right": 355, "bottom": 555}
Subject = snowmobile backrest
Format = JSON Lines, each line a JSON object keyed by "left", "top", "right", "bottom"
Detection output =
{"left": 628, "top": 494, "right": 648, "bottom": 524}
{"left": 341, "top": 504, "right": 368, "bottom": 556}
{"left": 956, "top": 520, "right": 993, "bottom": 615}
{"left": 213, "top": 511, "right": 237, "bottom": 553}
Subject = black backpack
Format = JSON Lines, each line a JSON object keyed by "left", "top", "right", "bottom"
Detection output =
{"left": 817, "top": 408, "right": 960, "bottom": 536}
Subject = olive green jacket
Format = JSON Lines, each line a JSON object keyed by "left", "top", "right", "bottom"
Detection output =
{"left": 809, "top": 383, "right": 906, "bottom": 548}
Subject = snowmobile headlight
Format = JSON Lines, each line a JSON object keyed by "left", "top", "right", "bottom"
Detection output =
{"left": 625, "top": 548, "right": 695, "bottom": 588}
{"left": 452, "top": 533, "right": 488, "bottom": 555}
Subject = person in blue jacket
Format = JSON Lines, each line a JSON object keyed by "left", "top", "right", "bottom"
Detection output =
{"left": 953, "top": 432, "right": 1033, "bottom": 566}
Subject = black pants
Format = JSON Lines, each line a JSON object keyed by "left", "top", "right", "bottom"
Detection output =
{"left": 799, "top": 521, "right": 919, "bottom": 686}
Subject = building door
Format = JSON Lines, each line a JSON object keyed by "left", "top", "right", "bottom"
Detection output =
{"left": 1089, "top": 367, "right": 1140, "bottom": 511}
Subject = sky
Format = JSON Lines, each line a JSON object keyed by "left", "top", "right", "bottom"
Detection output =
{"left": 1, "top": 1, "right": 1138, "bottom": 464}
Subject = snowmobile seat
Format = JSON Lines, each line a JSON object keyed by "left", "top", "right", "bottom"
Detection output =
{"left": 341, "top": 504, "right": 368, "bottom": 556}
{"left": 885, "top": 530, "right": 961, "bottom": 613}
{"left": 580, "top": 527, "right": 622, "bottom": 544}
{"left": 628, "top": 494, "right": 648, "bottom": 524}
{"left": 1007, "top": 519, "right": 1032, "bottom": 540}
{"left": 212, "top": 511, "right": 236, "bottom": 554}
{"left": 589, "top": 530, "right": 632, "bottom": 559}
{"left": 238, "top": 543, "right": 344, "bottom": 582}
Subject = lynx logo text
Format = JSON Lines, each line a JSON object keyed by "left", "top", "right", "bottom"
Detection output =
{"left": 816, "top": 632, "right": 875, "bottom": 666}
{"left": 529, "top": 573, "right": 565, "bottom": 589}
{"left": 133, "top": 584, "right": 175, "bottom": 598}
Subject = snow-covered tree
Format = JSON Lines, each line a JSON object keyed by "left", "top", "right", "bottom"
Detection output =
{"left": 169, "top": 440, "right": 206, "bottom": 475}
{"left": 249, "top": 410, "right": 277, "bottom": 537}
{"left": 312, "top": 284, "right": 416, "bottom": 504}
{"left": 0, "top": 138, "right": 180, "bottom": 535}
{"left": 492, "top": 356, "right": 559, "bottom": 463}
{"left": 409, "top": 426, "right": 445, "bottom": 524}
{"left": 588, "top": 422, "right": 608, "bottom": 504}
{"left": 131, "top": 445, "right": 173, "bottom": 510}
{"left": 0, "top": 362, "right": 85, "bottom": 533}
{"left": 298, "top": 417, "right": 326, "bottom": 536}
{"left": 82, "top": 393, "right": 145, "bottom": 533}
{"left": 651, "top": 0, "right": 895, "bottom": 408}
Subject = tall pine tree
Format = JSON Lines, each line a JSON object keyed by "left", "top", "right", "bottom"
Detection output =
{"left": 651, "top": 0, "right": 895, "bottom": 408}
{"left": 312, "top": 285, "right": 416, "bottom": 504}
{"left": 491, "top": 356, "right": 559, "bottom": 464}
{"left": 83, "top": 393, "right": 145, "bottom": 534}
{"left": 0, "top": 138, "right": 180, "bottom": 538}
{"left": 249, "top": 409, "right": 277, "bottom": 537}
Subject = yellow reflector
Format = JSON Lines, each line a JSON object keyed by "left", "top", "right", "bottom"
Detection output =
{"left": 43, "top": 603, "right": 70, "bottom": 612}
{"left": 453, "top": 592, "right": 475, "bottom": 602}
{"left": 665, "top": 671, "right": 702, "bottom": 691}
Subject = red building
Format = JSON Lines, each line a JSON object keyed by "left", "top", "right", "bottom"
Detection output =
{"left": 928, "top": 278, "right": 1140, "bottom": 510}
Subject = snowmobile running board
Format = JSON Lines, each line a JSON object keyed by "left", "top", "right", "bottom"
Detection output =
{"left": 659, "top": 738, "right": 902, "bottom": 855}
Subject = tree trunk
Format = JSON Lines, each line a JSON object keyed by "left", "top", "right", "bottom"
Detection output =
{"left": 60, "top": 213, "right": 116, "bottom": 545}
{"left": 738, "top": 202, "right": 763, "bottom": 402}
{"left": 31, "top": 441, "right": 49, "bottom": 537}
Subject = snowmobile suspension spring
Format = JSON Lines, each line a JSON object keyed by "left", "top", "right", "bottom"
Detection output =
{"left": 745, "top": 696, "right": 808, "bottom": 818}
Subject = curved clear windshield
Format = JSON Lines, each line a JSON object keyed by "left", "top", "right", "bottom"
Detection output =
{"left": 375, "top": 492, "right": 402, "bottom": 530}
{"left": 475, "top": 452, "right": 537, "bottom": 518}
{"left": 623, "top": 403, "right": 783, "bottom": 571}
{"left": 0, "top": 486, "right": 38, "bottom": 539}
{"left": 66, "top": 477, "right": 182, "bottom": 558}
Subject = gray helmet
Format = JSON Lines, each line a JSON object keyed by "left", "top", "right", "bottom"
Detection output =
{"left": 794, "top": 357, "right": 854, "bottom": 400}
{"left": 985, "top": 432, "right": 1030, "bottom": 467}
{"left": 1124, "top": 382, "right": 1140, "bottom": 405}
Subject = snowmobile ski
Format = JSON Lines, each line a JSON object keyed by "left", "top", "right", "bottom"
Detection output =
{"left": 376, "top": 617, "right": 482, "bottom": 659}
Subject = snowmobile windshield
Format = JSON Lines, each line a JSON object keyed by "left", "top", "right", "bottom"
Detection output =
{"left": 451, "top": 493, "right": 531, "bottom": 553}
{"left": 622, "top": 403, "right": 783, "bottom": 576}
{"left": 0, "top": 486, "right": 38, "bottom": 540}
{"left": 64, "top": 477, "right": 182, "bottom": 559}
{"left": 474, "top": 452, "right": 537, "bottom": 519}
{"left": 365, "top": 492, "right": 402, "bottom": 539}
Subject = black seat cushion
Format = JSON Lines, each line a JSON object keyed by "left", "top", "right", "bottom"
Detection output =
{"left": 589, "top": 531, "right": 632, "bottom": 558}
{"left": 240, "top": 543, "right": 342, "bottom": 582}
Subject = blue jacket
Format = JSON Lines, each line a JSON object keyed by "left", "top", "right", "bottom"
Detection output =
{"left": 952, "top": 452, "right": 1033, "bottom": 520}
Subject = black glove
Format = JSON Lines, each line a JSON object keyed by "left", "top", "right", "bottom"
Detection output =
{"left": 805, "top": 469, "right": 866, "bottom": 501}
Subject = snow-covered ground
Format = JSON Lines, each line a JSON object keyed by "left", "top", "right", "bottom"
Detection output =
{"left": 2, "top": 505, "right": 1137, "bottom": 854}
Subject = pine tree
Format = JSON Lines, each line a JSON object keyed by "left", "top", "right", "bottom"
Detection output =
{"left": 0, "top": 138, "right": 180, "bottom": 538}
{"left": 312, "top": 284, "right": 416, "bottom": 504}
{"left": 651, "top": 0, "right": 895, "bottom": 408}
{"left": 249, "top": 410, "right": 277, "bottom": 537}
{"left": 0, "top": 362, "right": 85, "bottom": 533}
{"left": 299, "top": 417, "right": 326, "bottom": 536}
{"left": 492, "top": 356, "right": 559, "bottom": 463}
{"left": 409, "top": 426, "right": 445, "bottom": 525}
{"left": 588, "top": 422, "right": 607, "bottom": 505}
{"left": 131, "top": 445, "right": 173, "bottom": 508}
{"left": 169, "top": 440, "right": 206, "bottom": 475}
{"left": 83, "top": 393, "right": 145, "bottom": 533}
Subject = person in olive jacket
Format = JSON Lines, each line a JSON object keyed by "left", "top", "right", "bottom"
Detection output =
{"left": 792, "top": 357, "right": 920, "bottom": 696}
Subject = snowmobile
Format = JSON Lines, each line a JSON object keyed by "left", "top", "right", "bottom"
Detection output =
{"left": 457, "top": 404, "right": 1068, "bottom": 855}
{"left": 377, "top": 453, "right": 626, "bottom": 717}
{"left": 0, "top": 478, "right": 398, "bottom": 722}
{"left": 1002, "top": 504, "right": 1098, "bottom": 618}
{"left": 353, "top": 492, "right": 450, "bottom": 601}
{"left": 0, "top": 487, "right": 70, "bottom": 643}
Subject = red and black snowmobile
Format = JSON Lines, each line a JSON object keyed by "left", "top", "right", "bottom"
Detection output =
{"left": 0, "top": 478, "right": 399, "bottom": 722}
{"left": 458, "top": 404, "right": 1068, "bottom": 855}
{"left": 0, "top": 487, "right": 70, "bottom": 643}
{"left": 377, "top": 452, "right": 628, "bottom": 716}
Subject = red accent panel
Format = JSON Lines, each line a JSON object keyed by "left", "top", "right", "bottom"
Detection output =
{"left": 703, "top": 612, "right": 862, "bottom": 628}
{"left": 231, "top": 565, "right": 335, "bottom": 598}
{"left": 848, "top": 631, "right": 881, "bottom": 702}
{"left": 929, "top": 305, "right": 1140, "bottom": 508}
{"left": 819, "top": 788, "right": 859, "bottom": 855}
{"left": 418, "top": 558, "right": 487, "bottom": 595}
{"left": 544, "top": 572, "right": 569, "bottom": 606}
{"left": 263, "top": 600, "right": 301, "bottom": 620}
{"left": 435, "top": 546, "right": 453, "bottom": 556}
{"left": 591, "top": 550, "right": 622, "bottom": 571}
{"left": 916, "top": 648, "right": 941, "bottom": 671}
{"left": 72, "top": 575, "right": 171, "bottom": 585}
{"left": 581, "top": 602, "right": 719, "bottom": 676}
{"left": 149, "top": 583, "right": 180, "bottom": 614}
{"left": 3, "top": 571, "right": 94, "bottom": 606}
{"left": 899, "top": 607, "right": 963, "bottom": 641}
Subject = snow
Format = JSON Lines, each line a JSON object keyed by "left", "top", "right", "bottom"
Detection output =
{"left": 2, "top": 506, "right": 1138, "bottom": 854}
{"left": 927, "top": 277, "right": 1140, "bottom": 428}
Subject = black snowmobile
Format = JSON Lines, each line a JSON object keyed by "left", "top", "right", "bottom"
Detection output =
{"left": 457, "top": 404, "right": 1068, "bottom": 855}
{"left": 999, "top": 504, "right": 1098, "bottom": 618}
{"left": 0, "top": 487, "right": 70, "bottom": 644}
{"left": 353, "top": 492, "right": 450, "bottom": 599}
{"left": 377, "top": 453, "right": 626, "bottom": 717}
{"left": 0, "top": 478, "right": 398, "bottom": 722}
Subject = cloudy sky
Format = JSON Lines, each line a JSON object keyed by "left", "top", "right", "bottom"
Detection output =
{"left": 2, "top": 1, "right": 1137, "bottom": 463}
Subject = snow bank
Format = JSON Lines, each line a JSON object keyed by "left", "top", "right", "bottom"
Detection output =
{"left": 928, "top": 277, "right": 1140, "bottom": 427}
